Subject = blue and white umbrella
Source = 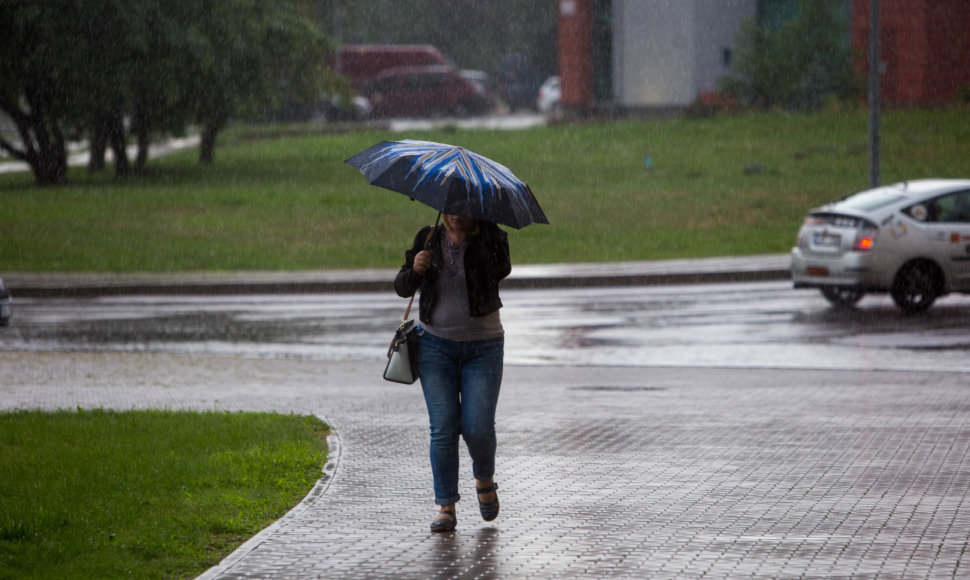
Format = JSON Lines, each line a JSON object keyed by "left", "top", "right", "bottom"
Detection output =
{"left": 345, "top": 139, "right": 548, "bottom": 229}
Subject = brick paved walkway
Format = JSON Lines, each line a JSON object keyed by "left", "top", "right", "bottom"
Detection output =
{"left": 4, "top": 352, "right": 968, "bottom": 578}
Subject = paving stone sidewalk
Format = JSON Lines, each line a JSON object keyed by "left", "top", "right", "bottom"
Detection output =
{"left": 4, "top": 352, "right": 968, "bottom": 579}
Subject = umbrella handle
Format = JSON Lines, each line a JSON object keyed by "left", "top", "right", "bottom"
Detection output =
{"left": 426, "top": 212, "right": 441, "bottom": 251}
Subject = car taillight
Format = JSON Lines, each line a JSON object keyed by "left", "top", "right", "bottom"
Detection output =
{"left": 853, "top": 228, "right": 877, "bottom": 251}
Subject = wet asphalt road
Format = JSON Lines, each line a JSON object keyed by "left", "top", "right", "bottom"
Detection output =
{"left": 4, "top": 281, "right": 970, "bottom": 579}
{"left": 3, "top": 280, "right": 970, "bottom": 373}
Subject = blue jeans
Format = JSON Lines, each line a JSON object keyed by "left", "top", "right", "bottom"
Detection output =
{"left": 417, "top": 329, "right": 504, "bottom": 506}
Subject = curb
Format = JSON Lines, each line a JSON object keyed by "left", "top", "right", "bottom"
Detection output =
{"left": 3, "top": 255, "right": 792, "bottom": 298}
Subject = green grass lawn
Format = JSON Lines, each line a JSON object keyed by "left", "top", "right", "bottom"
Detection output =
{"left": 0, "top": 409, "right": 328, "bottom": 580}
{"left": 2, "top": 108, "right": 969, "bottom": 272}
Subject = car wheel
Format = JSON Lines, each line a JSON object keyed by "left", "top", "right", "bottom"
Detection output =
{"left": 890, "top": 261, "right": 941, "bottom": 312}
{"left": 820, "top": 286, "right": 865, "bottom": 308}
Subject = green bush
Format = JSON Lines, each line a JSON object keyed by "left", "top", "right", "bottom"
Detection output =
{"left": 721, "top": 0, "right": 860, "bottom": 111}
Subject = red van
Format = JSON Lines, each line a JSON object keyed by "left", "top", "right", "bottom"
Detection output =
{"left": 334, "top": 45, "right": 449, "bottom": 90}
{"left": 362, "top": 65, "right": 492, "bottom": 118}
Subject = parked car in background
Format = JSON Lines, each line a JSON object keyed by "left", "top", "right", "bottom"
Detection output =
{"left": 459, "top": 70, "right": 496, "bottom": 108}
{"left": 791, "top": 179, "right": 970, "bottom": 312}
{"left": 536, "top": 76, "right": 561, "bottom": 113}
{"left": 0, "top": 277, "right": 11, "bottom": 328}
{"left": 363, "top": 65, "right": 491, "bottom": 118}
{"left": 334, "top": 44, "right": 450, "bottom": 92}
{"left": 320, "top": 94, "right": 372, "bottom": 121}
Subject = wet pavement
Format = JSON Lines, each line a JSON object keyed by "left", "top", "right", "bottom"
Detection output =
{"left": 4, "top": 353, "right": 968, "bottom": 579}
{"left": 3, "top": 256, "right": 970, "bottom": 579}
{"left": 5, "top": 278, "right": 970, "bottom": 373}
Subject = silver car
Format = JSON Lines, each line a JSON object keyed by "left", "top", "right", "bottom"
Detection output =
{"left": 791, "top": 179, "right": 970, "bottom": 311}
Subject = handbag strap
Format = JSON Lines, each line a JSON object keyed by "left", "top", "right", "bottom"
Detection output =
{"left": 402, "top": 294, "right": 417, "bottom": 322}
{"left": 401, "top": 215, "right": 439, "bottom": 323}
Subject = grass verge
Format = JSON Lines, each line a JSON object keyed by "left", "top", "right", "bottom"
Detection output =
{"left": 1, "top": 108, "right": 969, "bottom": 271}
{"left": 0, "top": 409, "right": 328, "bottom": 580}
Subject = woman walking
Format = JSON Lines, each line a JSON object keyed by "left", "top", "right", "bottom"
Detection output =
{"left": 394, "top": 213, "right": 511, "bottom": 532}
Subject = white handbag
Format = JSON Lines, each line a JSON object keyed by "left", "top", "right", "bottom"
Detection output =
{"left": 384, "top": 223, "right": 435, "bottom": 384}
{"left": 384, "top": 318, "right": 418, "bottom": 384}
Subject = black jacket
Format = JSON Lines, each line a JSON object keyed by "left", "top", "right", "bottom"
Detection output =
{"left": 394, "top": 222, "right": 511, "bottom": 324}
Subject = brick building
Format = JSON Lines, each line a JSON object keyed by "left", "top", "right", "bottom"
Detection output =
{"left": 851, "top": 0, "right": 970, "bottom": 105}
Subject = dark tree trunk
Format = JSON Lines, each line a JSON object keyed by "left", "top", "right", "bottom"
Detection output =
{"left": 24, "top": 121, "right": 67, "bottom": 185}
{"left": 32, "top": 146, "right": 68, "bottom": 186}
{"left": 131, "top": 98, "right": 151, "bottom": 173}
{"left": 88, "top": 116, "right": 108, "bottom": 172}
{"left": 0, "top": 94, "right": 69, "bottom": 185}
{"left": 108, "top": 114, "right": 130, "bottom": 176}
{"left": 199, "top": 121, "right": 221, "bottom": 164}
{"left": 134, "top": 129, "right": 150, "bottom": 172}
{"left": 90, "top": 101, "right": 127, "bottom": 173}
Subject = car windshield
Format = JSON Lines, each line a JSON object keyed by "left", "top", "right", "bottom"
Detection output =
{"left": 833, "top": 191, "right": 907, "bottom": 213}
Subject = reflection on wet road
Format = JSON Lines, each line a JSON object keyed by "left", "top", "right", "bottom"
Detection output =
{"left": 3, "top": 281, "right": 970, "bottom": 372}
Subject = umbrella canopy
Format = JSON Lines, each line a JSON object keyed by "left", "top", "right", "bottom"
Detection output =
{"left": 345, "top": 139, "right": 548, "bottom": 229}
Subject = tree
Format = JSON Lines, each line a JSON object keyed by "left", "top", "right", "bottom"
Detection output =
{"left": 0, "top": 0, "right": 338, "bottom": 184}
{"left": 721, "top": 0, "right": 860, "bottom": 110}
{"left": 185, "top": 0, "right": 339, "bottom": 163}
{"left": 85, "top": 1, "right": 138, "bottom": 175}
{"left": 0, "top": 1, "right": 103, "bottom": 184}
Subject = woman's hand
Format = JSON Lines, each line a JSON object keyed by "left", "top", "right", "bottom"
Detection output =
{"left": 413, "top": 250, "right": 432, "bottom": 275}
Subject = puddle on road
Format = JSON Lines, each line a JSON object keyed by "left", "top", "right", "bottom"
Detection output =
{"left": 3, "top": 285, "right": 970, "bottom": 372}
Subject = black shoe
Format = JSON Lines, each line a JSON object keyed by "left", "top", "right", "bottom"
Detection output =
{"left": 476, "top": 482, "right": 499, "bottom": 522}
{"left": 430, "top": 509, "right": 456, "bottom": 532}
